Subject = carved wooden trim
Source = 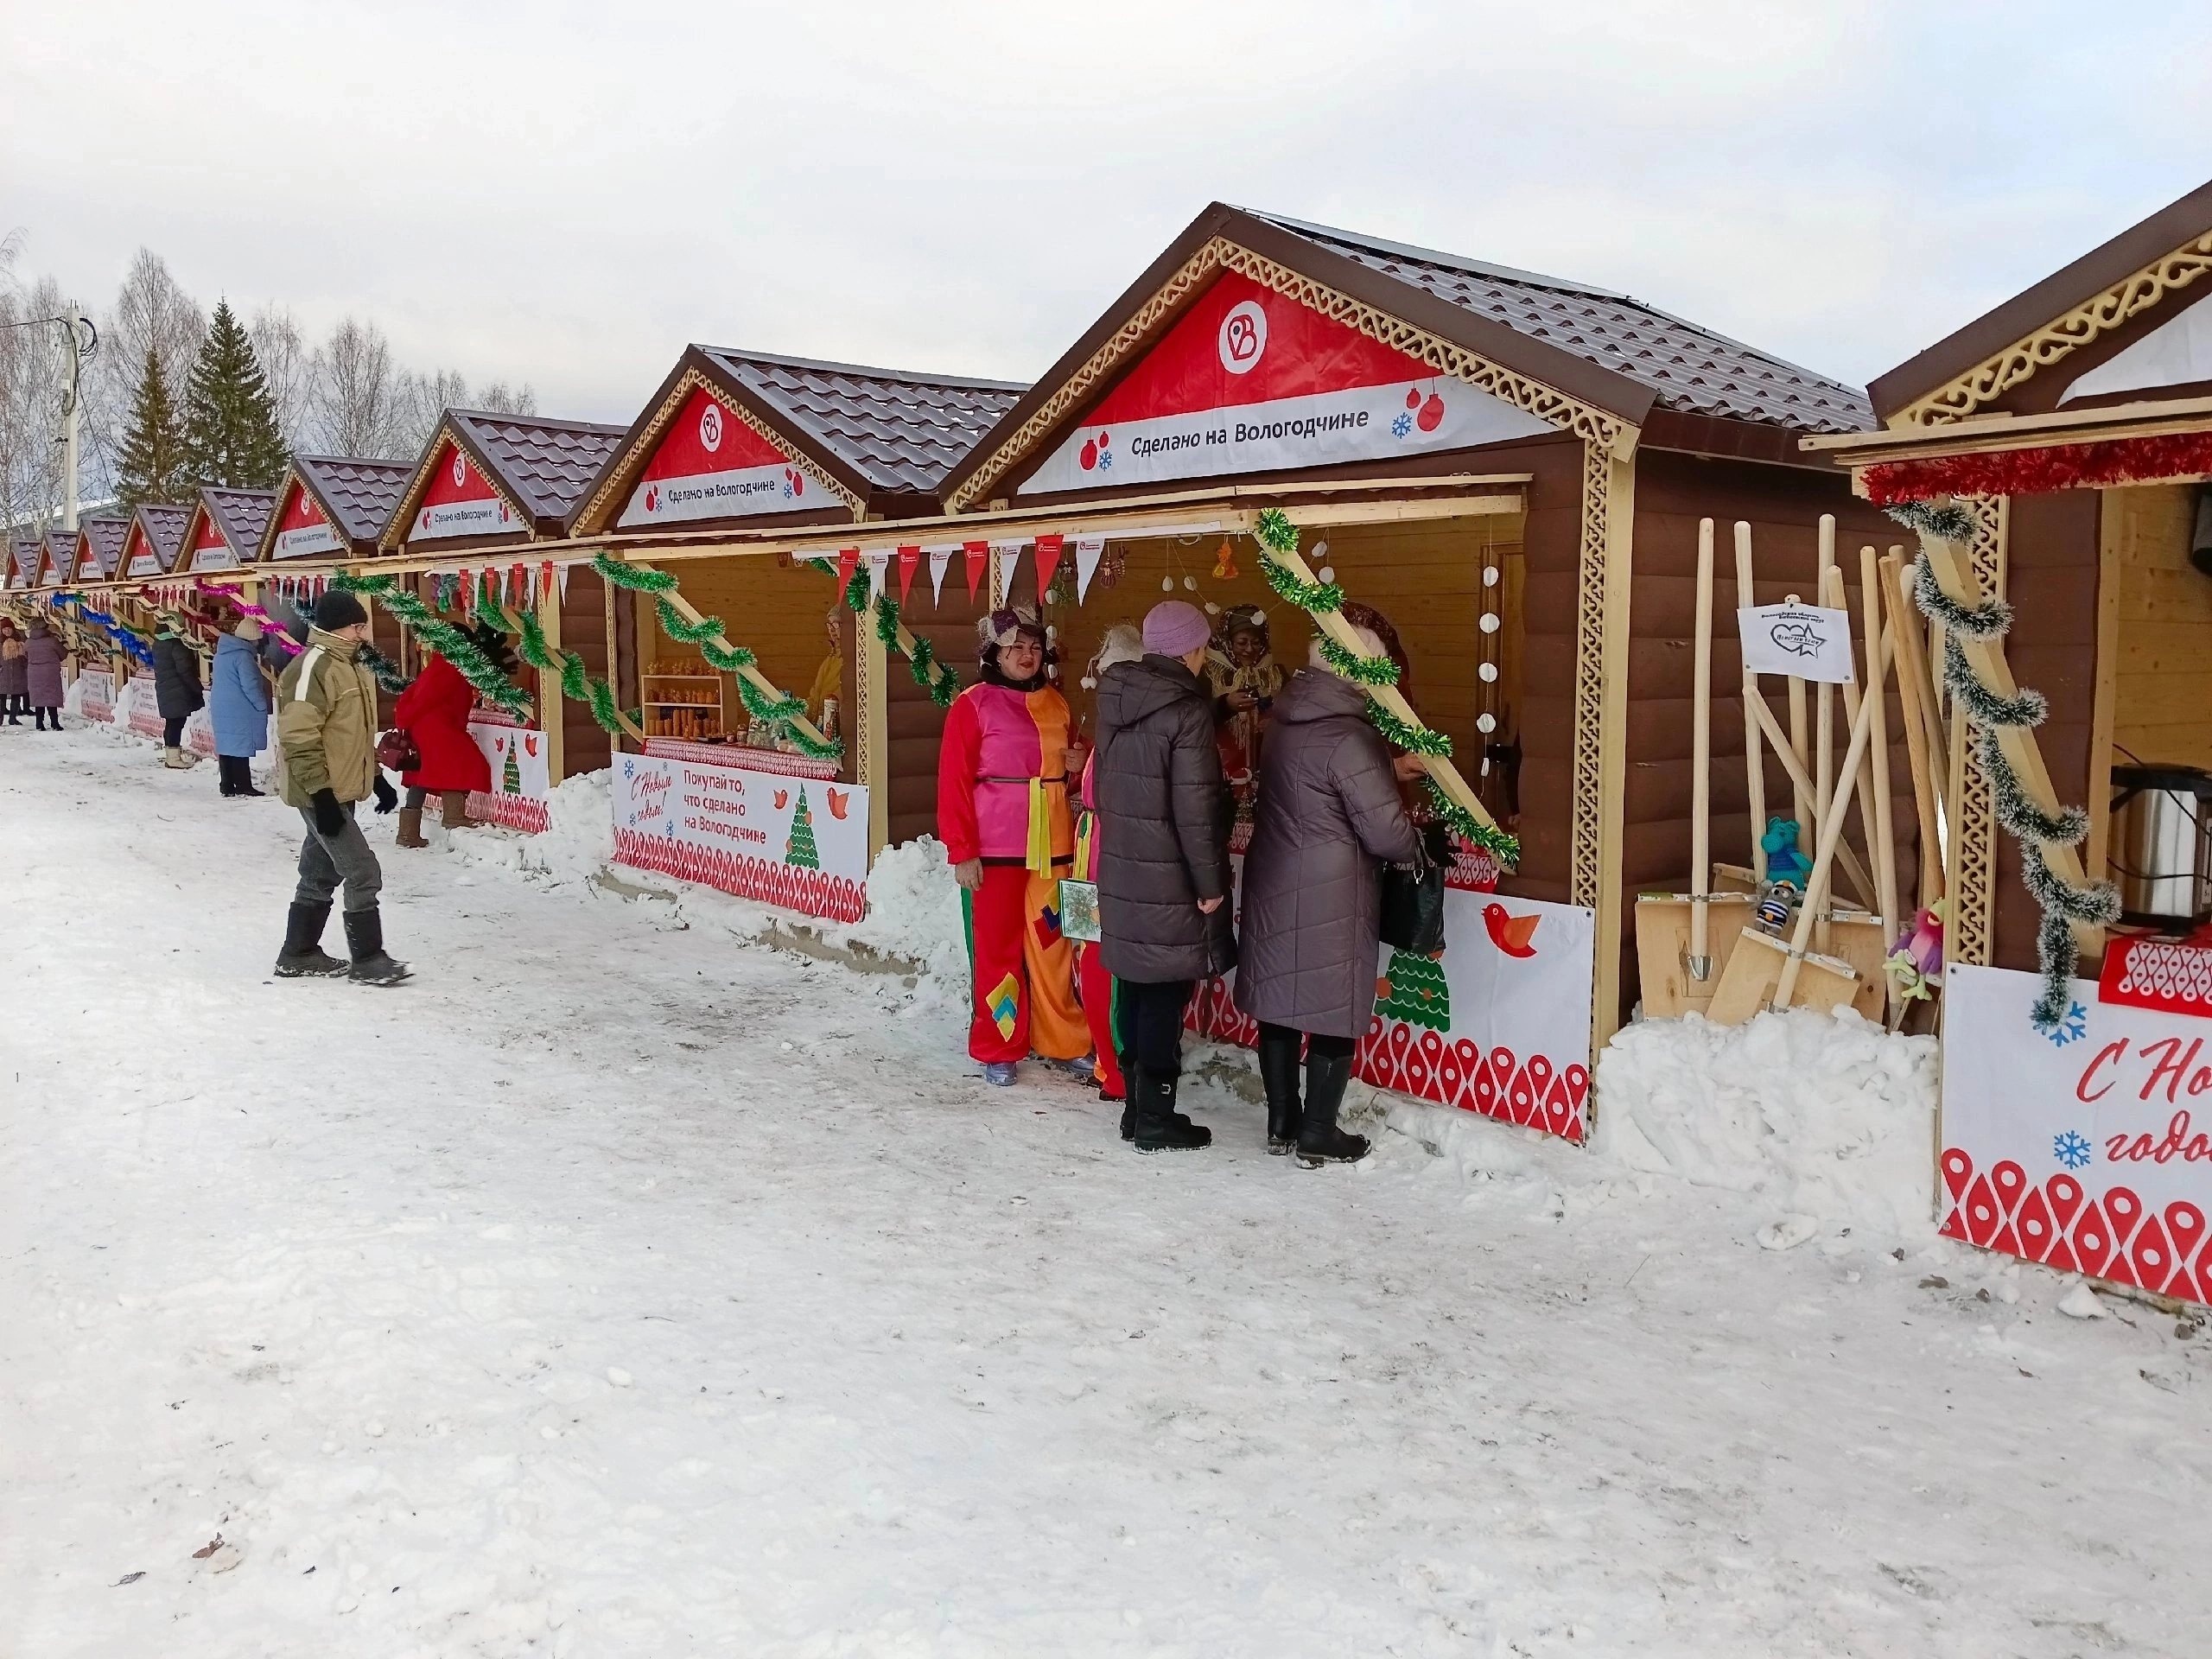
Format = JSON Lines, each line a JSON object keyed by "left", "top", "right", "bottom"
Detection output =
{"left": 1948, "top": 495, "right": 2008, "bottom": 965}
{"left": 947, "top": 236, "right": 1621, "bottom": 512}
{"left": 1897, "top": 231, "right": 2212, "bottom": 427}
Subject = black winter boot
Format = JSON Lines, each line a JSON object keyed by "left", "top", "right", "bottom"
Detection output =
{"left": 1258, "top": 1027, "right": 1303, "bottom": 1155}
{"left": 34, "top": 708, "right": 48, "bottom": 730}
{"left": 343, "top": 906, "right": 412, "bottom": 986}
{"left": 1119, "top": 1062, "right": 1138, "bottom": 1141}
{"left": 1133, "top": 1071, "right": 1209, "bottom": 1153}
{"left": 1296, "top": 1046, "right": 1369, "bottom": 1166}
{"left": 274, "top": 902, "right": 349, "bottom": 977}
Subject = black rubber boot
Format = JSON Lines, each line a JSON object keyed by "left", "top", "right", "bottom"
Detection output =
{"left": 34, "top": 708, "right": 48, "bottom": 730}
{"left": 343, "top": 906, "right": 412, "bottom": 986}
{"left": 273, "top": 902, "right": 349, "bottom": 977}
{"left": 1134, "top": 1071, "right": 1209, "bottom": 1153}
{"left": 1258, "top": 1027, "right": 1303, "bottom": 1155}
{"left": 1296, "top": 1047, "right": 1369, "bottom": 1166}
{"left": 1119, "top": 1061, "right": 1138, "bottom": 1141}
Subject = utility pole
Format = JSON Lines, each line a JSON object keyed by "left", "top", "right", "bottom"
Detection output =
{"left": 59, "top": 302, "right": 93, "bottom": 532}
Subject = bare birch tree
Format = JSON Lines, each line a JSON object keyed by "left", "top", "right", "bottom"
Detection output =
{"left": 306, "top": 316, "right": 400, "bottom": 458}
{"left": 249, "top": 303, "right": 312, "bottom": 452}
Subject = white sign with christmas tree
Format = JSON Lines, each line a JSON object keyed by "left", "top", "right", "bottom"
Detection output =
{"left": 609, "top": 753, "right": 870, "bottom": 924}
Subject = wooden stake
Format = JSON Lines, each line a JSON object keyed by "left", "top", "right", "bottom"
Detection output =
{"left": 1775, "top": 635, "right": 1890, "bottom": 1009}
{"left": 1859, "top": 545, "right": 1901, "bottom": 959}
{"left": 1822, "top": 563, "right": 1888, "bottom": 941}
{"left": 1815, "top": 516, "right": 1837, "bottom": 855}
{"left": 1733, "top": 522, "right": 1767, "bottom": 883}
{"left": 1885, "top": 551, "right": 1943, "bottom": 911}
{"left": 1743, "top": 691, "right": 1881, "bottom": 912}
{"left": 1691, "top": 518, "right": 1715, "bottom": 979}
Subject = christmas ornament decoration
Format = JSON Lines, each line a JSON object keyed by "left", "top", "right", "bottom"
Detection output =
{"left": 1887, "top": 498, "right": 2120, "bottom": 1029}
{"left": 1211, "top": 539, "right": 1239, "bottom": 581}
{"left": 1866, "top": 429, "right": 2212, "bottom": 504}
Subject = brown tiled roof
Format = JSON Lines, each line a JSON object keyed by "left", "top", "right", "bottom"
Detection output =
{"left": 133, "top": 504, "right": 192, "bottom": 567}
{"left": 295, "top": 456, "right": 412, "bottom": 547}
{"left": 1252, "top": 211, "right": 1874, "bottom": 435}
{"left": 8, "top": 538, "right": 39, "bottom": 584}
{"left": 82, "top": 514, "right": 130, "bottom": 577}
{"left": 698, "top": 349, "right": 1027, "bottom": 496}
{"left": 453, "top": 410, "right": 628, "bottom": 526}
{"left": 204, "top": 488, "right": 278, "bottom": 560}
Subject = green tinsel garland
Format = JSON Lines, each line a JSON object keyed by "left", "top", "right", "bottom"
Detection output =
{"left": 1369, "top": 702, "right": 1453, "bottom": 757}
{"left": 1422, "top": 778, "right": 1522, "bottom": 861}
{"left": 1319, "top": 634, "right": 1401, "bottom": 685}
{"left": 1890, "top": 504, "right": 2120, "bottom": 1028}
{"left": 356, "top": 641, "right": 412, "bottom": 695}
{"left": 333, "top": 574, "right": 532, "bottom": 719}
{"left": 873, "top": 594, "right": 958, "bottom": 710}
{"left": 512, "top": 608, "right": 632, "bottom": 738}
{"left": 591, "top": 552, "right": 677, "bottom": 594}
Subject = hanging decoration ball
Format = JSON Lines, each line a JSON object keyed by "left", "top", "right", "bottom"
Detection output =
{"left": 1479, "top": 613, "right": 1500, "bottom": 634}
{"left": 1204, "top": 602, "right": 1220, "bottom": 615}
{"left": 1479, "top": 662, "right": 1499, "bottom": 683}
{"left": 1161, "top": 576, "right": 1174, "bottom": 593}
{"left": 1182, "top": 575, "right": 1197, "bottom": 591}
{"left": 1315, "top": 566, "right": 1336, "bottom": 584}
{"left": 1080, "top": 674, "right": 1097, "bottom": 690}
{"left": 1483, "top": 566, "right": 1500, "bottom": 588}
{"left": 1478, "top": 713, "right": 1497, "bottom": 734}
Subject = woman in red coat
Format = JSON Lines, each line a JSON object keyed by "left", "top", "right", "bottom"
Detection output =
{"left": 391, "top": 631, "right": 505, "bottom": 847}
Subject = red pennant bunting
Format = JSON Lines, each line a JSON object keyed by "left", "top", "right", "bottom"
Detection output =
{"left": 963, "top": 541, "right": 988, "bottom": 601}
{"left": 836, "top": 547, "right": 860, "bottom": 591}
{"left": 541, "top": 561, "right": 555, "bottom": 602}
{"left": 1034, "top": 533, "right": 1065, "bottom": 600}
{"left": 895, "top": 545, "right": 921, "bottom": 606}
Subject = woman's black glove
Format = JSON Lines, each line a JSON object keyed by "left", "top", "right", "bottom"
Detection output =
{"left": 310, "top": 789, "right": 346, "bottom": 836}
{"left": 372, "top": 773, "right": 398, "bottom": 815}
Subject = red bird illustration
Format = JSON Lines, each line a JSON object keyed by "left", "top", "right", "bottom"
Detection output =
{"left": 773, "top": 789, "right": 790, "bottom": 810}
{"left": 523, "top": 734, "right": 539, "bottom": 759}
{"left": 826, "top": 787, "right": 851, "bottom": 820}
{"left": 1483, "top": 903, "right": 1540, "bottom": 958}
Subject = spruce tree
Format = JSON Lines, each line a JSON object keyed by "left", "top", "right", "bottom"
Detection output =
{"left": 114, "top": 346, "right": 190, "bottom": 509}
{"left": 181, "top": 299, "right": 288, "bottom": 489}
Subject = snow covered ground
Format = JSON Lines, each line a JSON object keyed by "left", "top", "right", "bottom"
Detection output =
{"left": 3, "top": 719, "right": 2209, "bottom": 1659}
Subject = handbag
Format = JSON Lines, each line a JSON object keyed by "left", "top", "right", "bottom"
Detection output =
{"left": 376, "top": 727, "right": 421, "bottom": 772}
{"left": 1379, "top": 822, "right": 1452, "bottom": 955}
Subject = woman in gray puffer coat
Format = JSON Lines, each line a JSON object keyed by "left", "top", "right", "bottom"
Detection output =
{"left": 1234, "top": 621, "right": 1423, "bottom": 1166}
{"left": 22, "top": 618, "right": 67, "bottom": 731}
{"left": 1095, "top": 601, "right": 1236, "bottom": 1154}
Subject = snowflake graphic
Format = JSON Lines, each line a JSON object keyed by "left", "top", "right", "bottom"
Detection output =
{"left": 2035, "top": 1000, "right": 2088, "bottom": 1046}
{"left": 1391, "top": 411, "right": 1414, "bottom": 439}
{"left": 2053, "top": 1129, "right": 2094, "bottom": 1171}
{"left": 1096, "top": 448, "right": 1111, "bottom": 469}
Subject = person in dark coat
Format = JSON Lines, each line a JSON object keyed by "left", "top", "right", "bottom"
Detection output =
{"left": 22, "top": 618, "right": 66, "bottom": 731}
{"left": 209, "top": 618, "right": 271, "bottom": 797}
{"left": 0, "top": 618, "right": 27, "bottom": 723}
{"left": 1234, "top": 622, "right": 1425, "bottom": 1166}
{"left": 152, "top": 621, "right": 206, "bottom": 768}
{"left": 389, "top": 625, "right": 505, "bottom": 848}
{"left": 1095, "top": 601, "right": 1235, "bottom": 1153}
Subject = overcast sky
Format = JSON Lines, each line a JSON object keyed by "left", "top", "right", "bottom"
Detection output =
{"left": 6, "top": 0, "right": 2208, "bottom": 425}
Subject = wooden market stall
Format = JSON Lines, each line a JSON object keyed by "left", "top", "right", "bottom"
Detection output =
{"left": 376, "top": 410, "right": 630, "bottom": 829}
{"left": 565, "top": 346, "right": 1027, "bottom": 874}
{"left": 1806, "top": 175, "right": 2212, "bottom": 1308}
{"left": 919, "top": 202, "right": 1897, "bottom": 1138}
{"left": 56, "top": 514, "right": 131, "bottom": 718}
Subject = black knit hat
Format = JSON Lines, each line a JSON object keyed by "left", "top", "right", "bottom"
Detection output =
{"left": 311, "top": 588, "right": 369, "bottom": 632}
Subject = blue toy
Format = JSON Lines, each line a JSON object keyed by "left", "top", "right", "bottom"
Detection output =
{"left": 1760, "top": 817, "right": 1813, "bottom": 888}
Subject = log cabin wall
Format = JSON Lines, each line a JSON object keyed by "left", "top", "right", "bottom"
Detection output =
{"left": 887, "top": 561, "right": 988, "bottom": 848}
{"left": 1624, "top": 450, "right": 1923, "bottom": 1017}
{"left": 557, "top": 565, "right": 614, "bottom": 779}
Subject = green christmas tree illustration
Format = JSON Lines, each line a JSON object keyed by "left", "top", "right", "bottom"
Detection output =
{"left": 785, "top": 786, "right": 821, "bottom": 869}
{"left": 1376, "top": 950, "right": 1451, "bottom": 1031}
{"left": 501, "top": 735, "right": 521, "bottom": 794}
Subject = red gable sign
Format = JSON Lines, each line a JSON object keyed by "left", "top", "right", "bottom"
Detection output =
{"left": 271, "top": 481, "right": 341, "bottom": 560}
{"left": 124, "top": 523, "right": 161, "bottom": 577}
{"left": 188, "top": 509, "right": 236, "bottom": 571}
{"left": 617, "top": 386, "right": 816, "bottom": 527}
{"left": 412, "top": 441, "right": 512, "bottom": 543}
{"left": 1020, "top": 270, "right": 1553, "bottom": 494}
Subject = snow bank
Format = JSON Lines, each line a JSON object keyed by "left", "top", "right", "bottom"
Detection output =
{"left": 836, "top": 834, "right": 965, "bottom": 987}
{"left": 1593, "top": 1008, "right": 1940, "bottom": 1237}
{"left": 434, "top": 769, "right": 613, "bottom": 888}
{"left": 106, "top": 672, "right": 147, "bottom": 733}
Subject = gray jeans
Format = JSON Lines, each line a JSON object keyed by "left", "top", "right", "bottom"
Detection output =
{"left": 294, "top": 803, "right": 384, "bottom": 912}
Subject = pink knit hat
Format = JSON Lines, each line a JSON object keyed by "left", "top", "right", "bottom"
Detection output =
{"left": 1141, "top": 600, "right": 1211, "bottom": 657}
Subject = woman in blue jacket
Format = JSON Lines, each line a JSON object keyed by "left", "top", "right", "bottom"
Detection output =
{"left": 209, "top": 617, "right": 272, "bottom": 798}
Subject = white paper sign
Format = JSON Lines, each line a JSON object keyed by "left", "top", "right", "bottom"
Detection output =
{"left": 609, "top": 752, "right": 869, "bottom": 924}
{"left": 1737, "top": 603, "right": 1855, "bottom": 683}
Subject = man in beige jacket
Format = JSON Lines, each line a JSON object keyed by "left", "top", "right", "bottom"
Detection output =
{"left": 273, "top": 589, "right": 409, "bottom": 984}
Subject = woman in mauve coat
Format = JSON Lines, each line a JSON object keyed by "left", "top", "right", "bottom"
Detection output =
{"left": 1233, "top": 620, "right": 1423, "bottom": 1167}
{"left": 0, "top": 618, "right": 27, "bottom": 723}
{"left": 390, "top": 636, "right": 496, "bottom": 848}
{"left": 22, "top": 618, "right": 67, "bottom": 731}
{"left": 209, "top": 618, "right": 271, "bottom": 797}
